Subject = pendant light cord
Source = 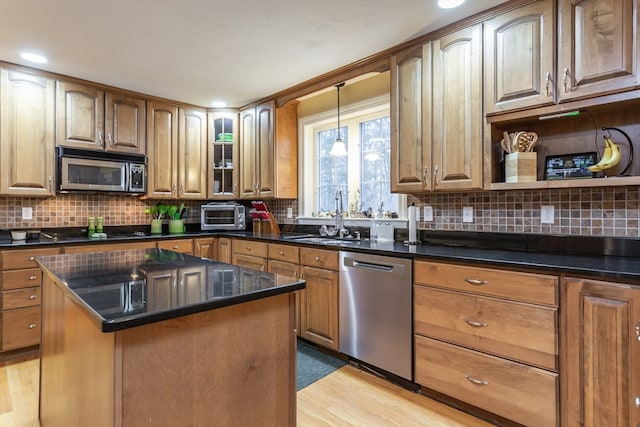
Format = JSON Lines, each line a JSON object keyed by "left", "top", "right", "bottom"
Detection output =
{"left": 336, "top": 82, "right": 345, "bottom": 140}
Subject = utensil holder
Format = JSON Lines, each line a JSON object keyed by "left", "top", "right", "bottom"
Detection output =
{"left": 505, "top": 152, "right": 537, "bottom": 183}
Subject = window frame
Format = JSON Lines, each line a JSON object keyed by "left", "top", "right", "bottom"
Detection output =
{"left": 298, "top": 94, "right": 406, "bottom": 221}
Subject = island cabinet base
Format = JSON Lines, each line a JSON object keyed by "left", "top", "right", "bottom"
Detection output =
{"left": 39, "top": 276, "right": 297, "bottom": 427}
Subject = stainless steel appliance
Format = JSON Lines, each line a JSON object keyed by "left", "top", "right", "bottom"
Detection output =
{"left": 56, "top": 146, "right": 146, "bottom": 193}
{"left": 339, "top": 251, "right": 413, "bottom": 380}
{"left": 200, "top": 202, "right": 246, "bottom": 230}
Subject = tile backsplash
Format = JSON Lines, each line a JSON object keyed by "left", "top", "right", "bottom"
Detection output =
{"left": 1, "top": 187, "right": 638, "bottom": 238}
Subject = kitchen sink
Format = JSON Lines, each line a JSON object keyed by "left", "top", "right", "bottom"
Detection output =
{"left": 290, "top": 236, "right": 362, "bottom": 247}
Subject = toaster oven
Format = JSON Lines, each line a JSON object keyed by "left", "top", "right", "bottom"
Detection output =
{"left": 200, "top": 203, "right": 246, "bottom": 230}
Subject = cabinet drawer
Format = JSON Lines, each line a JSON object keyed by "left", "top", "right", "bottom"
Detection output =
{"left": 1, "top": 306, "right": 40, "bottom": 350}
{"left": 415, "top": 335, "right": 557, "bottom": 427}
{"left": 1, "top": 268, "right": 42, "bottom": 290}
{"left": 232, "top": 240, "right": 268, "bottom": 258}
{"left": 157, "top": 239, "right": 193, "bottom": 254}
{"left": 2, "top": 287, "right": 40, "bottom": 309}
{"left": 300, "top": 247, "right": 338, "bottom": 270}
{"left": 415, "top": 260, "right": 558, "bottom": 306}
{"left": 415, "top": 285, "right": 557, "bottom": 370}
{"left": 1, "top": 247, "right": 61, "bottom": 270}
{"left": 268, "top": 243, "right": 299, "bottom": 263}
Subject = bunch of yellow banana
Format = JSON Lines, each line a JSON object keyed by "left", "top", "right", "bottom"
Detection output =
{"left": 588, "top": 136, "right": 622, "bottom": 172}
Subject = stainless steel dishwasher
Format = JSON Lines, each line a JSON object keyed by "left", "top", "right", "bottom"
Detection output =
{"left": 339, "top": 251, "right": 412, "bottom": 381}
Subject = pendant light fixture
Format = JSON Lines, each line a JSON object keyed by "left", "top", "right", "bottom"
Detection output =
{"left": 330, "top": 82, "right": 348, "bottom": 157}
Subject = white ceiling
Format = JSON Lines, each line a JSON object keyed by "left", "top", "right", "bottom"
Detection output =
{"left": 0, "top": 0, "right": 506, "bottom": 108}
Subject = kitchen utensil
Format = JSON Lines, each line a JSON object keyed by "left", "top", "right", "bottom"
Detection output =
{"left": 11, "top": 231, "right": 26, "bottom": 241}
{"left": 502, "top": 131, "right": 512, "bottom": 153}
{"left": 26, "top": 230, "right": 41, "bottom": 240}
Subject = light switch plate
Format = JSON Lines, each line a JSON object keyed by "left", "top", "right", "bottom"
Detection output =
{"left": 541, "top": 205, "right": 555, "bottom": 224}
{"left": 22, "top": 207, "right": 32, "bottom": 220}
{"left": 424, "top": 206, "right": 433, "bottom": 222}
{"left": 462, "top": 206, "right": 473, "bottom": 223}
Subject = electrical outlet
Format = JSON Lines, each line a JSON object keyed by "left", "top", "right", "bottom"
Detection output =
{"left": 22, "top": 207, "right": 32, "bottom": 220}
{"left": 541, "top": 205, "right": 555, "bottom": 224}
{"left": 423, "top": 206, "right": 433, "bottom": 222}
{"left": 462, "top": 206, "right": 473, "bottom": 223}
{"left": 286, "top": 208, "right": 293, "bottom": 219}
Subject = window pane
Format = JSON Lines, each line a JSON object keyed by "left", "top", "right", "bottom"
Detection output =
{"left": 360, "top": 117, "right": 397, "bottom": 213}
{"left": 317, "top": 127, "right": 348, "bottom": 212}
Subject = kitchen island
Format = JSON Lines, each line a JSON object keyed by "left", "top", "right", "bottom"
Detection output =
{"left": 35, "top": 248, "right": 305, "bottom": 427}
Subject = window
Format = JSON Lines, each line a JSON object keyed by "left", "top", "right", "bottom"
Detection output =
{"left": 300, "top": 97, "right": 403, "bottom": 218}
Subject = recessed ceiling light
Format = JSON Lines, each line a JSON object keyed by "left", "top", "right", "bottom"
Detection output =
{"left": 20, "top": 52, "right": 48, "bottom": 64}
{"left": 211, "top": 101, "right": 227, "bottom": 108}
{"left": 438, "top": 0, "right": 465, "bottom": 9}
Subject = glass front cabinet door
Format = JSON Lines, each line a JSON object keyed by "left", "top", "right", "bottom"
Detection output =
{"left": 208, "top": 110, "right": 239, "bottom": 198}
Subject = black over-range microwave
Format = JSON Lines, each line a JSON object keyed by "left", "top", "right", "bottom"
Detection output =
{"left": 56, "top": 147, "right": 146, "bottom": 193}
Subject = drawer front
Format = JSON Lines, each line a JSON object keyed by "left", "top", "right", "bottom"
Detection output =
{"left": 157, "top": 239, "right": 193, "bottom": 254}
{"left": 2, "top": 287, "right": 40, "bottom": 309}
{"left": 415, "top": 260, "right": 558, "bottom": 306}
{"left": 415, "top": 335, "right": 558, "bottom": 427}
{"left": 1, "top": 268, "right": 42, "bottom": 290}
{"left": 1, "top": 306, "right": 41, "bottom": 350}
{"left": 300, "top": 247, "right": 338, "bottom": 270}
{"left": 415, "top": 285, "right": 557, "bottom": 370}
{"left": 232, "top": 253, "right": 267, "bottom": 271}
{"left": 268, "top": 243, "right": 300, "bottom": 263}
{"left": 64, "top": 241, "right": 156, "bottom": 254}
{"left": 232, "top": 240, "right": 268, "bottom": 258}
{"left": 1, "top": 247, "right": 61, "bottom": 270}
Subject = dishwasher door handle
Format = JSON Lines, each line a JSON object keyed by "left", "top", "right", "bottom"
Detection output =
{"left": 351, "top": 260, "right": 394, "bottom": 272}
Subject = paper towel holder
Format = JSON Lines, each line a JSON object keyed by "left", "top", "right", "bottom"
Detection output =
{"left": 405, "top": 202, "right": 420, "bottom": 246}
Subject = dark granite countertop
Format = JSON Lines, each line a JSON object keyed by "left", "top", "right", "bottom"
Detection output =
{"left": 35, "top": 248, "right": 305, "bottom": 333}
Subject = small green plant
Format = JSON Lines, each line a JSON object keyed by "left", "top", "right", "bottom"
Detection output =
{"left": 145, "top": 203, "right": 185, "bottom": 220}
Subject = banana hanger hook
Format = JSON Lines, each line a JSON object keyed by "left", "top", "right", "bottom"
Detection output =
{"left": 602, "top": 127, "right": 634, "bottom": 176}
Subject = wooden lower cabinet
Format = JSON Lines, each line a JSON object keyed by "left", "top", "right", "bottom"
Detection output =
{"left": 193, "top": 237, "right": 216, "bottom": 260}
{"left": 562, "top": 277, "right": 640, "bottom": 427}
{"left": 63, "top": 241, "right": 156, "bottom": 254}
{"left": 415, "top": 336, "right": 558, "bottom": 427}
{"left": 0, "top": 247, "right": 60, "bottom": 353}
{"left": 232, "top": 240, "right": 268, "bottom": 271}
{"left": 299, "top": 247, "right": 339, "bottom": 351}
{"left": 414, "top": 260, "right": 559, "bottom": 426}
{"left": 217, "top": 237, "right": 232, "bottom": 263}
{"left": 268, "top": 245, "right": 301, "bottom": 335}
{"left": 157, "top": 238, "right": 194, "bottom": 255}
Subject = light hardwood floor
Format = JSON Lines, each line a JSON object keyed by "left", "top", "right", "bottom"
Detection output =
{"left": 1, "top": 355, "right": 491, "bottom": 426}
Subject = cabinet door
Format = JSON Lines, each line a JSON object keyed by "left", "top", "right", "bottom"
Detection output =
{"left": 559, "top": 0, "right": 639, "bottom": 101}
{"left": 0, "top": 69, "right": 55, "bottom": 196}
{"left": 484, "top": 0, "right": 555, "bottom": 113}
{"left": 178, "top": 108, "right": 207, "bottom": 199}
{"left": 105, "top": 92, "right": 146, "bottom": 155}
{"left": 218, "top": 237, "right": 232, "bottom": 263}
{"left": 56, "top": 81, "right": 104, "bottom": 149}
{"left": 562, "top": 277, "right": 640, "bottom": 427}
{"left": 147, "top": 101, "right": 179, "bottom": 198}
{"left": 208, "top": 110, "right": 239, "bottom": 198}
{"left": 300, "top": 265, "right": 339, "bottom": 350}
{"left": 239, "top": 107, "right": 257, "bottom": 198}
{"left": 390, "top": 44, "right": 431, "bottom": 193}
{"left": 256, "top": 100, "right": 274, "bottom": 197}
{"left": 194, "top": 237, "right": 216, "bottom": 260}
{"left": 269, "top": 260, "right": 301, "bottom": 335}
{"left": 432, "top": 24, "right": 483, "bottom": 191}
{"left": 232, "top": 253, "right": 267, "bottom": 271}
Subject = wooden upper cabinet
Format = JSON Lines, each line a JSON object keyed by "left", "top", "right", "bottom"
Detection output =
{"left": 0, "top": 69, "right": 55, "bottom": 196}
{"left": 178, "top": 107, "right": 207, "bottom": 199}
{"left": 208, "top": 110, "right": 239, "bottom": 198}
{"left": 147, "top": 101, "right": 179, "bottom": 198}
{"left": 431, "top": 24, "right": 483, "bottom": 191}
{"left": 484, "top": 0, "right": 555, "bottom": 113}
{"left": 390, "top": 44, "right": 431, "bottom": 193}
{"left": 56, "top": 81, "right": 145, "bottom": 154}
{"left": 562, "top": 277, "right": 640, "bottom": 427}
{"left": 559, "top": 0, "right": 639, "bottom": 101}
{"left": 104, "top": 92, "right": 146, "bottom": 155}
{"left": 239, "top": 99, "right": 297, "bottom": 199}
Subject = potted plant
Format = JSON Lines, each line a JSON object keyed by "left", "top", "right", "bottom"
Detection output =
{"left": 145, "top": 203, "right": 185, "bottom": 234}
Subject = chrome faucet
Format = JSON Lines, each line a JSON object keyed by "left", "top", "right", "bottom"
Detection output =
{"left": 326, "top": 189, "right": 349, "bottom": 238}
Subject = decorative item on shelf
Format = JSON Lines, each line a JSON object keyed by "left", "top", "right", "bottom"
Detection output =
{"left": 251, "top": 201, "right": 280, "bottom": 236}
{"left": 587, "top": 127, "right": 634, "bottom": 177}
{"left": 501, "top": 131, "right": 538, "bottom": 183}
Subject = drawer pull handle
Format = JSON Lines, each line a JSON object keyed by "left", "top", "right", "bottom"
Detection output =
{"left": 314, "top": 256, "right": 320, "bottom": 261}
{"left": 465, "top": 375, "right": 488, "bottom": 386}
{"left": 173, "top": 245, "right": 179, "bottom": 249}
{"left": 29, "top": 256, "right": 35, "bottom": 261}
{"left": 29, "top": 275, "right": 37, "bottom": 280}
{"left": 635, "top": 396, "right": 640, "bottom": 408}
{"left": 636, "top": 321, "right": 640, "bottom": 343}
{"left": 28, "top": 323, "right": 37, "bottom": 329}
{"left": 464, "top": 278, "right": 487, "bottom": 286}
{"left": 464, "top": 319, "right": 488, "bottom": 328}
{"left": 29, "top": 294, "right": 37, "bottom": 300}
{"left": 280, "top": 251, "right": 284, "bottom": 255}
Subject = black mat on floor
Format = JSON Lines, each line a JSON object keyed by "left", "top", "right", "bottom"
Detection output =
{"left": 297, "top": 341, "right": 346, "bottom": 391}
